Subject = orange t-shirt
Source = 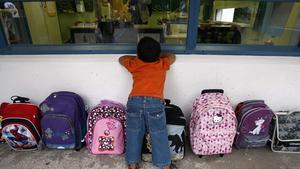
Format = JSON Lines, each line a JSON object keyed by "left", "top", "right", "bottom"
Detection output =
{"left": 123, "top": 56, "right": 171, "bottom": 99}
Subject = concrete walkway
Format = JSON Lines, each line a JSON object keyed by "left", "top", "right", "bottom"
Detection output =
{"left": 0, "top": 144, "right": 299, "bottom": 169}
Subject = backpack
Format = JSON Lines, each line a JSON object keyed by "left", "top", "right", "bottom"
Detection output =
{"left": 189, "top": 89, "right": 237, "bottom": 157}
{"left": 0, "top": 96, "right": 42, "bottom": 151}
{"left": 234, "top": 100, "right": 273, "bottom": 148}
{"left": 86, "top": 100, "right": 126, "bottom": 155}
{"left": 39, "top": 91, "right": 87, "bottom": 150}
{"left": 271, "top": 111, "right": 300, "bottom": 153}
{"left": 142, "top": 99, "right": 186, "bottom": 161}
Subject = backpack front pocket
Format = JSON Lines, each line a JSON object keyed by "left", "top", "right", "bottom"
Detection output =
{"left": 41, "top": 114, "right": 75, "bottom": 149}
{"left": 91, "top": 118, "right": 124, "bottom": 154}
{"left": 2, "top": 123, "right": 38, "bottom": 150}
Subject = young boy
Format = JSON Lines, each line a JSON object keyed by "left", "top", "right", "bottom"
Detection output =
{"left": 119, "top": 36, "right": 176, "bottom": 169}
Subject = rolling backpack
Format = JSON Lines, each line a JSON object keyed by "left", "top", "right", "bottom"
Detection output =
{"left": 39, "top": 91, "right": 87, "bottom": 150}
{"left": 189, "top": 89, "right": 237, "bottom": 157}
{"left": 234, "top": 100, "right": 273, "bottom": 148}
{"left": 142, "top": 99, "right": 186, "bottom": 161}
{"left": 0, "top": 96, "right": 42, "bottom": 151}
{"left": 86, "top": 100, "right": 126, "bottom": 155}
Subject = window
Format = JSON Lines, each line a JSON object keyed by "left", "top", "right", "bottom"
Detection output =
{"left": 0, "top": 0, "right": 299, "bottom": 55}
{"left": 197, "top": 0, "right": 300, "bottom": 46}
{"left": 0, "top": 0, "right": 189, "bottom": 45}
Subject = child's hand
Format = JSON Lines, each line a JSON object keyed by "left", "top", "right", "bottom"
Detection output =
{"left": 160, "top": 52, "right": 173, "bottom": 58}
{"left": 119, "top": 55, "right": 135, "bottom": 66}
{"left": 160, "top": 53, "right": 176, "bottom": 64}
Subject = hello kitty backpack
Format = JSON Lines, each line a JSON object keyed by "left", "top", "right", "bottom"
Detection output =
{"left": 189, "top": 89, "right": 237, "bottom": 157}
{"left": 86, "top": 100, "right": 126, "bottom": 155}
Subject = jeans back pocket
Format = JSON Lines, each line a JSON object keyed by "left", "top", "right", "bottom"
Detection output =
{"left": 148, "top": 106, "right": 166, "bottom": 133}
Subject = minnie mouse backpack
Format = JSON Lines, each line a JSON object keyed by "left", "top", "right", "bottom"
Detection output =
{"left": 189, "top": 89, "right": 237, "bottom": 157}
{"left": 86, "top": 100, "right": 126, "bottom": 155}
{"left": 0, "top": 96, "right": 42, "bottom": 151}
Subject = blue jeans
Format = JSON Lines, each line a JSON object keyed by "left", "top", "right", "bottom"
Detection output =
{"left": 125, "top": 96, "right": 171, "bottom": 168}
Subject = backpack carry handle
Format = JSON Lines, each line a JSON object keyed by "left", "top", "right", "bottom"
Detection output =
{"left": 11, "top": 96, "right": 30, "bottom": 103}
{"left": 242, "top": 100, "right": 265, "bottom": 105}
{"left": 165, "top": 99, "right": 171, "bottom": 106}
{"left": 201, "top": 89, "right": 224, "bottom": 94}
{"left": 100, "top": 100, "right": 126, "bottom": 110}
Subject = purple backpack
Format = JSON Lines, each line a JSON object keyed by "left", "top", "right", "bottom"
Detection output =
{"left": 39, "top": 91, "right": 87, "bottom": 150}
{"left": 234, "top": 100, "right": 273, "bottom": 148}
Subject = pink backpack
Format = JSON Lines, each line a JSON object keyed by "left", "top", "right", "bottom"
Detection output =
{"left": 86, "top": 100, "right": 126, "bottom": 155}
{"left": 189, "top": 89, "right": 237, "bottom": 157}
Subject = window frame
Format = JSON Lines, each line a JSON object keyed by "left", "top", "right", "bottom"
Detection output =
{"left": 0, "top": 0, "right": 299, "bottom": 56}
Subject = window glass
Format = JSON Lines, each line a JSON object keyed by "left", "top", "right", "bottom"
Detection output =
{"left": 0, "top": 0, "right": 189, "bottom": 45}
{"left": 197, "top": 0, "right": 300, "bottom": 47}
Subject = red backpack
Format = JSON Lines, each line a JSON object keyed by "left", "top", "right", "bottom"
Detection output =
{"left": 0, "top": 103, "right": 8, "bottom": 143}
{"left": 0, "top": 96, "right": 42, "bottom": 150}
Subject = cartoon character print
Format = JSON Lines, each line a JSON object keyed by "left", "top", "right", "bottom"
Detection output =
{"left": 213, "top": 114, "right": 223, "bottom": 124}
{"left": 3, "top": 124, "right": 36, "bottom": 148}
{"left": 168, "top": 131, "right": 185, "bottom": 153}
{"left": 9, "top": 126, "right": 29, "bottom": 144}
{"left": 106, "top": 120, "right": 117, "bottom": 130}
{"left": 249, "top": 118, "right": 265, "bottom": 135}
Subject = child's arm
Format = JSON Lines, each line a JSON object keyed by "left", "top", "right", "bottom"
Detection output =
{"left": 119, "top": 55, "right": 135, "bottom": 66}
{"left": 160, "top": 52, "right": 176, "bottom": 65}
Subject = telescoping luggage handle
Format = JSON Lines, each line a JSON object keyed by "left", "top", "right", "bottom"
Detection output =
{"left": 11, "top": 96, "right": 30, "bottom": 103}
{"left": 201, "top": 89, "right": 224, "bottom": 94}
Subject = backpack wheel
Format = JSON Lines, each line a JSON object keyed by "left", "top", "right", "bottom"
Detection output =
{"left": 198, "top": 155, "right": 203, "bottom": 158}
{"left": 219, "top": 154, "right": 224, "bottom": 157}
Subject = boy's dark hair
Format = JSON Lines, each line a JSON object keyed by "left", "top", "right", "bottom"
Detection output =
{"left": 137, "top": 36, "right": 161, "bottom": 62}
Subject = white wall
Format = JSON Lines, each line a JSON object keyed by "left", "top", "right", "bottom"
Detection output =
{"left": 1, "top": 54, "right": 300, "bottom": 118}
